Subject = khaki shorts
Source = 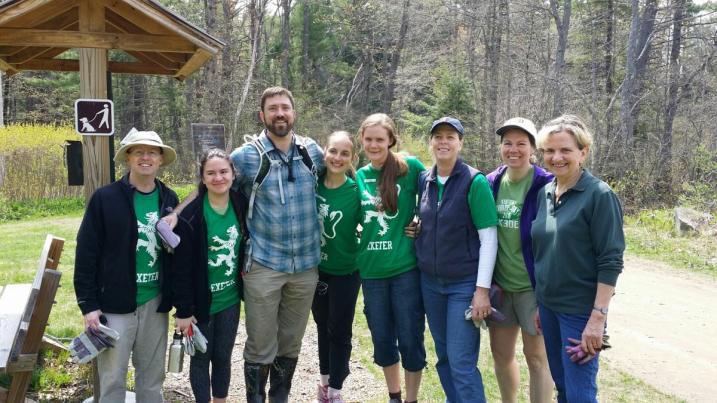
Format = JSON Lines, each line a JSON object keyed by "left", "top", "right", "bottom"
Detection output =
{"left": 488, "top": 289, "right": 539, "bottom": 336}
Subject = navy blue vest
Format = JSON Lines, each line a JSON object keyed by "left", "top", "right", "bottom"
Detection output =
{"left": 415, "top": 160, "right": 482, "bottom": 278}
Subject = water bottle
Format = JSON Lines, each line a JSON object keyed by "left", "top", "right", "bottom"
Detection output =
{"left": 167, "top": 331, "right": 184, "bottom": 373}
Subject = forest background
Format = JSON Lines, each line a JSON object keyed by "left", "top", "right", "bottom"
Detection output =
{"left": 1, "top": 0, "right": 717, "bottom": 212}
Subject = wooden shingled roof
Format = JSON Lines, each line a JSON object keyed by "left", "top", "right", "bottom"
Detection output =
{"left": 0, "top": 0, "right": 225, "bottom": 80}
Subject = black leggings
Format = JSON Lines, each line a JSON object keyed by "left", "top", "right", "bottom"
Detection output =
{"left": 189, "top": 303, "right": 241, "bottom": 402}
{"left": 311, "top": 270, "right": 361, "bottom": 390}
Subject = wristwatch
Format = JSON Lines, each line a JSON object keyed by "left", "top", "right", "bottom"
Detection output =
{"left": 592, "top": 306, "right": 608, "bottom": 315}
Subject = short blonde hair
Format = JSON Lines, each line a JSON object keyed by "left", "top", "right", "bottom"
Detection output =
{"left": 537, "top": 114, "right": 593, "bottom": 151}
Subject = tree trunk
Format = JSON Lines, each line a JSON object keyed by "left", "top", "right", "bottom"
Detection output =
{"left": 301, "top": 0, "right": 311, "bottom": 88}
{"left": 231, "top": 0, "right": 266, "bottom": 143}
{"left": 384, "top": 0, "right": 410, "bottom": 113}
{"left": 281, "top": 0, "right": 292, "bottom": 89}
{"left": 597, "top": 0, "right": 615, "bottom": 173}
{"left": 0, "top": 71, "right": 4, "bottom": 127}
{"left": 618, "top": 0, "right": 657, "bottom": 157}
{"left": 482, "top": 0, "right": 504, "bottom": 162}
{"left": 659, "top": 0, "right": 686, "bottom": 198}
{"left": 220, "top": 0, "right": 236, "bottom": 131}
{"left": 204, "top": 0, "right": 219, "bottom": 122}
{"left": 549, "top": 0, "right": 571, "bottom": 116}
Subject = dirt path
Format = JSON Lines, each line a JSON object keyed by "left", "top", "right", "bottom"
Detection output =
{"left": 605, "top": 255, "right": 717, "bottom": 402}
{"left": 163, "top": 316, "right": 385, "bottom": 402}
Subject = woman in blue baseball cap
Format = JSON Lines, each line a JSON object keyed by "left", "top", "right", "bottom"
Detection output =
{"left": 414, "top": 117, "right": 498, "bottom": 402}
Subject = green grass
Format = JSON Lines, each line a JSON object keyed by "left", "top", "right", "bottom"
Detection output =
{"left": 624, "top": 209, "right": 717, "bottom": 277}
{"left": 0, "top": 196, "right": 84, "bottom": 223}
{"left": 0, "top": 214, "right": 84, "bottom": 338}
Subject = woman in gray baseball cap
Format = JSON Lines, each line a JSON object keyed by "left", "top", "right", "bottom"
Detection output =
{"left": 486, "top": 118, "right": 554, "bottom": 402}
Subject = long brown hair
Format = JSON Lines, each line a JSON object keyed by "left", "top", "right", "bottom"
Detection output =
{"left": 358, "top": 113, "right": 408, "bottom": 213}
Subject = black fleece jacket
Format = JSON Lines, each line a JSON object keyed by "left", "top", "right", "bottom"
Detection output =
{"left": 173, "top": 190, "right": 248, "bottom": 323}
{"left": 74, "top": 174, "right": 178, "bottom": 315}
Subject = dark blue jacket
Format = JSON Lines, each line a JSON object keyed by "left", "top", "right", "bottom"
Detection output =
{"left": 486, "top": 164, "right": 553, "bottom": 288}
{"left": 415, "top": 160, "right": 482, "bottom": 279}
{"left": 74, "top": 174, "right": 178, "bottom": 315}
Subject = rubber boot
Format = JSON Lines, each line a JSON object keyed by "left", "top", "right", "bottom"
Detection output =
{"left": 245, "top": 361, "right": 270, "bottom": 403}
{"left": 268, "top": 356, "right": 298, "bottom": 403}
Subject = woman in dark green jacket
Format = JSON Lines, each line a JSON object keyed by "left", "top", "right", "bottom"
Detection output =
{"left": 531, "top": 115, "right": 625, "bottom": 403}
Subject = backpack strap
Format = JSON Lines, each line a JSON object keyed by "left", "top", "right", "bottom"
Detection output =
{"left": 243, "top": 134, "right": 272, "bottom": 220}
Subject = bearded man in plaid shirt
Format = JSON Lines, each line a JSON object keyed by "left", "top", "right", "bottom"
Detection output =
{"left": 231, "top": 86, "right": 325, "bottom": 402}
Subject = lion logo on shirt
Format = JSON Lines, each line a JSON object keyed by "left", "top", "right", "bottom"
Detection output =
{"left": 317, "top": 195, "right": 344, "bottom": 247}
{"left": 137, "top": 211, "right": 160, "bottom": 267}
{"left": 361, "top": 185, "right": 400, "bottom": 236}
{"left": 209, "top": 225, "right": 239, "bottom": 276}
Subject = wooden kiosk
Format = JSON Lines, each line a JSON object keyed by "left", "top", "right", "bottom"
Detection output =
{"left": 0, "top": 0, "right": 225, "bottom": 198}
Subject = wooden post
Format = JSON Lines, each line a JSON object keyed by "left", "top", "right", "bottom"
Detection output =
{"left": 79, "top": 0, "right": 109, "bottom": 200}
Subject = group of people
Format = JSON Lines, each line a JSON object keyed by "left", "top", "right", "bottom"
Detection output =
{"left": 74, "top": 85, "right": 624, "bottom": 403}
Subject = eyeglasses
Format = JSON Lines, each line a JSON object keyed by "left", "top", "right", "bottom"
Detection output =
{"left": 129, "top": 149, "right": 161, "bottom": 158}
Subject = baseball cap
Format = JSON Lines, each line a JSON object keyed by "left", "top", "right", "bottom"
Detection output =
{"left": 430, "top": 117, "right": 465, "bottom": 137}
{"left": 495, "top": 117, "right": 537, "bottom": 146}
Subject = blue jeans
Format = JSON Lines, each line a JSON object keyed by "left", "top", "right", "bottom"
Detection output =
{"left": 362, "top": 268, "right": 426, "bottom": 371}
{"left": 421, "top": 273, "right": 485, "bottom": 403}
{"left": 538, "top": 304, "right": 599, "bottom": 403}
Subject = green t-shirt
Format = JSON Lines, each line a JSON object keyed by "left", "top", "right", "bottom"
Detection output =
{"left": 317, "top": 177, "right": 361, "bottom": 275}
{"left": 134, "top": 189, "right": 161, "bottom": 306}
{"left": 435, "top": 174, "right": 498, "bottom": 230}
{"left": 204, "top": 195, "right": 242, "bottom": 315}
{"left": 356, "top": 156, "right": 425, "bottom": 279}
{"left": 494, "top": 169, "right": 534, "bottom": 292}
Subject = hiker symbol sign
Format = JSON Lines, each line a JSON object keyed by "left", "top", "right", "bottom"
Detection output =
{"left": 75, "top": 99, "right": 114, "bottom": 135}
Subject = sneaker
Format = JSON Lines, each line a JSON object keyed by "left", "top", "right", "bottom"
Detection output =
{"left": 315, "top": 383, "right": 329, "bottom": 403}
{"left": 328, "top": 388, "right": 346, "bottom": 403}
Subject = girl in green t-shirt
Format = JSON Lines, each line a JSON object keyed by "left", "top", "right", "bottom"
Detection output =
{"left": 355, "top": 113, "right": 426, "bottom": 403}
{"left": 311, "top": 131, "right": 362, "bottom": 403}
{"left": 173, "top": 149, "right": 247, "bottom": 403}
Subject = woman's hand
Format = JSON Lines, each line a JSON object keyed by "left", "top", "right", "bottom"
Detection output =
{"left": 176, "top": 316, "right": 196, "bottom": 336}
{"left": 533, "top": 310, "right": 542, "bottom": 335}
{"left": 161, "top": 212, "right": 179, "bottom": 230}
{"left": 404, "top": 219, "right": 421, "bottom": 238}
{"left": 581, "top": 311, "right": 607, "bottom": 355}
{"left": 471, "top": 287, "right": 491, "bottom": 321}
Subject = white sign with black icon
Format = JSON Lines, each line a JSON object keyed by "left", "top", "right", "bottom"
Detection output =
{"left": 75, "top": 99, "right": 114, "bottom": 136}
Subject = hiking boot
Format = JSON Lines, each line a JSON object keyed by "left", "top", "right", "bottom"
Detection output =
{"left": 268, "top": 356, "right": 298, "bottom": 403}
{"left": 314, "top": 382, "right": 329, "bottom": 403}
{"left": 245, "top": 361, "right": 270, "bottom": 403}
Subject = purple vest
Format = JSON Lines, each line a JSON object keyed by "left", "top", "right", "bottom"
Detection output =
{"left": 415, "top": 160, "right": 482, "bottom": 278}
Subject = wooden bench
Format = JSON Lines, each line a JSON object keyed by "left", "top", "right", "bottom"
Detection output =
{"left": 0, "top": 235, "right": 64, "bottom": 403}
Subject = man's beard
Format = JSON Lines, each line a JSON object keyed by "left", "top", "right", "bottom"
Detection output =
{"left": 265, "top": 119, "right": 293, "bottom": 137}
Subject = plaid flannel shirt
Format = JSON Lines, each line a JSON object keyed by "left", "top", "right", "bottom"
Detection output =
{"left": 231, "top": 131, "right": 325, "bottom": 273}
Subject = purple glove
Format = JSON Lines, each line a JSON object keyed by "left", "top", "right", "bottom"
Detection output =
{"left": 565, "top": 337, "right": 596, "bottom": 365}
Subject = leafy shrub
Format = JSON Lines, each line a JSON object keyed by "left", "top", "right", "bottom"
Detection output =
{"left": 0, "top": 124, "right": 82, "bottom": 201}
